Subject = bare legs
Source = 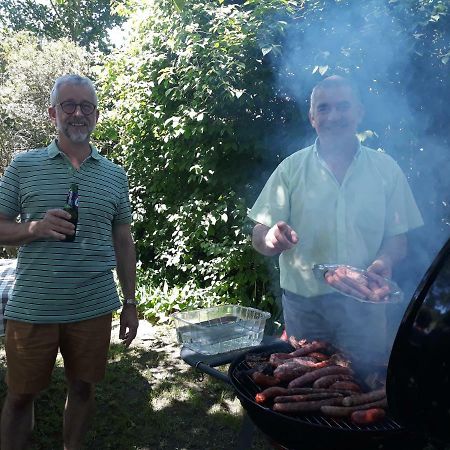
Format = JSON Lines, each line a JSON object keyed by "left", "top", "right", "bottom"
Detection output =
{"left": 63, "top": 380, "right": 95, "bottom": 450}
{"left": 0, "top": 391, "right": 35, "bottom": 450}
{"left": 1, "top": 380, "right": 94, "bottom": 450}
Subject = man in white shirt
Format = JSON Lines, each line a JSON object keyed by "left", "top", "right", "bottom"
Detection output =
{"left": 249, "top": 75, "right": 423, "bottom": 363}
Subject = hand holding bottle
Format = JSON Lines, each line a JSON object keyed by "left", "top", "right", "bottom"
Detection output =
{"left": 29, "top": 209, "right": 75, "bottom": 240}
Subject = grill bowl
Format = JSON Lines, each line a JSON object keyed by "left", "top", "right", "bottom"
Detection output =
{"left": 228, "top": 342, "right": 419, "bottom": 450}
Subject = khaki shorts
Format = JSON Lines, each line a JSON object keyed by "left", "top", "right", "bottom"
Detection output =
{"left": 5, "top": 313, "right": 112, "bottom": 394}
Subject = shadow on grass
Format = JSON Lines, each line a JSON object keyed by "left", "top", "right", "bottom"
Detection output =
{"left": 0, "top": 342, "right": 272, "bottom": 450}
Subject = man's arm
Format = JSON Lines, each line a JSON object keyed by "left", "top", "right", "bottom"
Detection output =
{"left": 367, "top": 234, "right": 407, "bottom": 279}
{"left": 252, "top": 221, "right": 298, "bottom": 257}
{"left": 112, "top": 222, "right": 138, "bottom": 347}
{"left": 0, "top": 210, "right": 75, "bottom": 245}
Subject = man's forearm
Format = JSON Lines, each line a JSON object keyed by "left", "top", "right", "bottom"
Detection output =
{"left": 114, "top": 237, "right": 137, "bottom": 299}
{"left": 252, "top": 223, "right": 279, "bottom": 256}
{"left": 0, "top": 220, "right": 38, "bottom": 246}
{"left": 377, "top": 234, "right": 407, "bottom": 266}
{"left": 116, "top": 254, "right": 136, "bottom": 300}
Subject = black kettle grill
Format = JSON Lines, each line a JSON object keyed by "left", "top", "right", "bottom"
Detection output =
{"left": 227, "top": 237, "right": 450, "bottom": 450}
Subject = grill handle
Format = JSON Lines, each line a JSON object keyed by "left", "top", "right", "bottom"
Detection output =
{"left": 193, "top": 361, "right": 231, "bottom": 384}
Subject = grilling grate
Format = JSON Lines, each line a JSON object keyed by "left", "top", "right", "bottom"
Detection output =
{"left": 231, "top": 360, "right": 404, "bottom": 433}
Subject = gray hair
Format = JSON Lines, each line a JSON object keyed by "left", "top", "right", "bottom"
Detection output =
{"left": 310, "top": 75, "right": 361, "bottom": 112}
{"left": 50, "top": 74, "right": 98, "bottom": 106}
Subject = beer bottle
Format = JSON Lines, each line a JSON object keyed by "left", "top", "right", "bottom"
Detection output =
{"left": 63, "top": 183, "right": 78, "bottom": 242}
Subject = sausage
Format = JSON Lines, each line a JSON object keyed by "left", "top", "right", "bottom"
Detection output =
{"left": 273, "top": 357, "right": 335, "bottom": 381}
{"left": 255, "top": 386, "right": 343, "bottom": 403}
{"left": 320, "top": 398, "right": 388, "bottom": 417}
{"left": 325, "top": 266, "right": 393, "bottom": 301}
{"left": 342, "top": 388, "right": 386, "bottom": 407}
{"left": 274, "top": 364, "right": 312, "bottom": 382}
{"left": 273, "top": 356, "right": 318, "bottom": 368}
{"left": 289, "top": 340, "right": 329, "bottom": 356}
{"left": 251, "top": 372, "right": 280, "bottom": 387}
{"left": 273, "top": 397, "right": 343, "bottom": 413}
{"left": 255, "top": 387, "right": 289, "bottom": 404}
{"left": 269, "top": 353, "right": 295, "bottom": 365}
{"left": 273, "top": 392, "right": 343, "bottom": 403}
{"left": 351, "top": 408, "right": 386, "bottom": 425}
{"left": 370, "top": 285, "right": 391, "bottom": 301}
{"left": 289, "top": 336, "right": 307, "bottom": 349}
{"left": 288, "top": 365, "right": 353, "bottom": 389}
{"left": 313, "top": 374, "right": 355, "bottom": 389}
{"left": 366, "top": 272, "right": 392, "bottom": 301}
{"left": 328, "top": 381, "right": 362, "bottom": 392}
{"left": 308, "top": 352, "right": 329, "bottom": 361}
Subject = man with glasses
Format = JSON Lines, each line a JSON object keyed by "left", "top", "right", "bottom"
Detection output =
{"left": 0, "top": 74, "right": 138, "bottom": 450}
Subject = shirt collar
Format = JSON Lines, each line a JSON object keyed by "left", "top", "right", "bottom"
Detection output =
{"left": 313, "top": 137, "right": 363, "bottom": 162}
{"left": 46, "top": 139, "right": 101, "bottom": 161}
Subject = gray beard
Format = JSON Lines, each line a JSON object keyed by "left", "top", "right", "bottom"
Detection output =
{"left": 61, "top": 125, "right": 91, "bottom": 144}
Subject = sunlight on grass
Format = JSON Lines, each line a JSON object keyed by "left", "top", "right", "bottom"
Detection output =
{"left": 207, "top": 399, "right": 239, "bottom": 415}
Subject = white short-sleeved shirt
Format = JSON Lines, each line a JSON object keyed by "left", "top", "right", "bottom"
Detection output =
{"left": 248, "top": 142, "right": 424, "bottom": 297}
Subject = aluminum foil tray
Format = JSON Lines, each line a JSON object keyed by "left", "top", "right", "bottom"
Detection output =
{"left": 172, "top": 305, "right": 271, "bottom": 355}
{"left": 313, "top": 264, "right": 403, "bottom": 304}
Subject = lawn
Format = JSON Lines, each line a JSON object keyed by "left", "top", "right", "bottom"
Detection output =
{"left": 0, "top": 321, "right": 273, "bottom": 450}
{"left": 1, "top": 321, "right": 449, "bottom": 450}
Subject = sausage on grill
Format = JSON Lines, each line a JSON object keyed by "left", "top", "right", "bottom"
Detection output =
{"left": 255, "top": 386, "right": 289, "bottom": 404}
{"left": 313, "top": 374, "right": 355, "bottom": 389}
{"left": 273, "top": 397, "right": 343, "bottom": 413}
{"left": 328, "top": 381, "right": 362, "bottom": 392}
{"left": 320, "top": 398, "right": 388, "bottom": 417}
{"left": 342, "top": 388, "right": 386, "bottom": 407}
{"left": 273, "top": 392, "right": 343, "bottom": 403}
{"left": 288, "top": 365, "right": 353, "bottom": 389}
{"left": 251, "top": 372, "right": 280, "bottom": 387}
{"left": 289, "top": 340, "right": 330, "bottom": 356}
{"left": 351, "top": 408, "right": 386, "bottom": 425}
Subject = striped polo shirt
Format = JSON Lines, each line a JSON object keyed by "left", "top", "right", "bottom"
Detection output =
{"left": 0, "top": 140, "right": 132, "bottom": 323}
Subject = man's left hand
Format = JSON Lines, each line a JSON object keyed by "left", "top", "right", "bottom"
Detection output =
{"left": 119, "top": 305, "right": 139, "bottom": 347}
{"left": 367, "top": 257, "right": 392, "bottom": 279}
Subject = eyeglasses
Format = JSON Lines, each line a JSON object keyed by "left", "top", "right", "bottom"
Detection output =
{"left": 58, "top": 101, "right": 97, "bottom": 115}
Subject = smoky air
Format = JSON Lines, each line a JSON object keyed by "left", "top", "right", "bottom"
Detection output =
{"left": 250, "top": 1, "right": 450, "bottom": 359}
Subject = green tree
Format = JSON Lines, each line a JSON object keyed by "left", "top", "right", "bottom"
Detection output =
{"left": 0, "top": 0, "right": 127, "bottom": 52}
{"left": 97, "top": 0, "right": 450, "bottom": 322}
{"left": 97, "top": 0, "right": 296, "bottom": 321}
{"left": 0, "top": 30, "right": 93, "bottom": 174}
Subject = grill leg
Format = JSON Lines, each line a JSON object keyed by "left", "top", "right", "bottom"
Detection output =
{"left": 235, "top": 412, "right": 255, "bottom": 450}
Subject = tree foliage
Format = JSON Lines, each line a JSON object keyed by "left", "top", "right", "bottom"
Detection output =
{"left": 0, "top": 30, "right": 93, "bottom": 178}
{"left": 97, "top": 0, "right": 450, "bottom": 321}
{"left": 1, "top": 0, "right": 450, "bottom": 322}
{"left": 0, "top": 0, "right": 127, "bottom": 52}
{"left": 97, "top": 0, "right": 296, "bottom": 319}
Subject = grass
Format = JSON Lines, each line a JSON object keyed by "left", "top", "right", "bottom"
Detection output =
{"left": 0, "top": 323, "right": 273, "bottom": 450}
{"left": 2, "top": 322, "right": 448, "bottom": 450}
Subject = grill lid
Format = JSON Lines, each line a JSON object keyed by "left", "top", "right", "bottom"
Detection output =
{"left": 387, "top": 237, "right": 450, "bottom": 442}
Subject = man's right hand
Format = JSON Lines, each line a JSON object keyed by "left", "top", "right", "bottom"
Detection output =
{"left": 252, "top": 221, "right": 299, "bottom": 256}
{"left": 30, "top": 209, "right": 75, "bottom": 240}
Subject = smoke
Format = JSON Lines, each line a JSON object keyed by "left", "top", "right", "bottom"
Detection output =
{"left": 254, "top": 0, "right": 450, "bottom": 353}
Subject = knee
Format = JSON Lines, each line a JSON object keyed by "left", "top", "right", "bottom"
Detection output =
{"left": 68, "top": 380, "right": 94, "bottom": 402}
{"left": 5, "top": 391, "right": 35, "bottom": 411}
